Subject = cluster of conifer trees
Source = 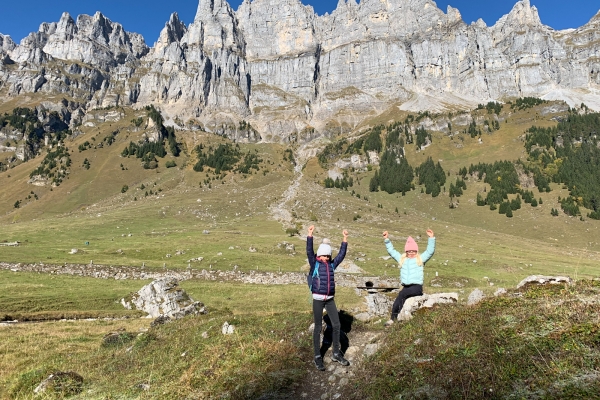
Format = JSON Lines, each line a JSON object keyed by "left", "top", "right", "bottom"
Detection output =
{"left": 324, "top": 175, "right": 354, "bottom": 189}
{"left": 121, "top": 106, "right": 180, "bottom": 169}
{"left": 524, "top": 112, "right": 600, "bottom": 219}
{"left": 193, "top": 143, "right": 240, "bottom": 173}
{"left": 29, "top": 145, "right": 71, "bottom": 186}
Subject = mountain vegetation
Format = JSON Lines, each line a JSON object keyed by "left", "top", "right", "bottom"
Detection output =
{"left": 1, "top": 98, "right": 600, "bottom": 399}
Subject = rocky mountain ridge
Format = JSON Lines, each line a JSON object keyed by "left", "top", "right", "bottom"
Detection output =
{"left": 1, "top": 0, "right": 599, "bottom": 141}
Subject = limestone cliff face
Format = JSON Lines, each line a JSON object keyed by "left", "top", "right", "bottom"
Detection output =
{"left": 0, "top": 34, "right": 16, "bottom": 54}
{"left": 1, "top": 0, "right": 599, "bottom": 141}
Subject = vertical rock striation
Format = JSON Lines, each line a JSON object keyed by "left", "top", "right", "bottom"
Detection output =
{"left": 1, "top": 0, "right": 600, "bottom": 141}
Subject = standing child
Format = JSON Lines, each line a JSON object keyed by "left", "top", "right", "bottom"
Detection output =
{"left": 383, "top": 229, "right": 435, "bottom": 326}
{"left": 307, "top": 225, "right": 350, "bottom": 371}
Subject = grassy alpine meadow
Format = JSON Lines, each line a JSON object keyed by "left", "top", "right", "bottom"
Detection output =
{"left": 1, "top": 311, "right": 311, "bottom": 399}
{"left": 0, "top": 271, "right": 364, "bottom": 399}
{"left": 1, "top": 100, "right": 600, "bottom": 399}
{"left": 345, "top": 280, "right": 600, "bottom": 400}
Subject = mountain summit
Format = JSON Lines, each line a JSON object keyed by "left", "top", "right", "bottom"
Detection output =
{"left": 1, "top": 0, "right": 599, "bottom": 140}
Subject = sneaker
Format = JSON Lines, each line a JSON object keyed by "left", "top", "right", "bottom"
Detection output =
{"left": 384, "top": 319, "right": 394, "bottom": 327}
{"left": 331, "top": 353, "right": 350, "bottom": 366}
{"left": 314, "top": 356, "right": 326, "bottom": 371}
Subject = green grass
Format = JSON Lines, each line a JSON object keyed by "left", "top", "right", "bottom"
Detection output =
{"left": 2, "top": 312, "right": 311, "bottom": 399}
{"left": 346, "top": 281, "right": 600, "bottom": 399}
{"left": 0, "top": 272, "right": 364, "bottom": 399}
{"left": 0, "top": 270, "right": 364, "bottom": 321}
{"left": 0, "top": 270, "right": 145, "bottom": 321}
{"left": 1, "top": 101, "right": 600, "bottom": 398}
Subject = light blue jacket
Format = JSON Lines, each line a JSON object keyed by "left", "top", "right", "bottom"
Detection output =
{"left": 385, "top": 237, "right": 435, "bottom": 285}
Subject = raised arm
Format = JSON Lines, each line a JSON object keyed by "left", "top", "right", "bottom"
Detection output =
{"left": 421, "top": 229, "right": 436, "bottom": 262}
{"left": 306, "top": 225, "right": 316, "bottom": 268}
{"left": 383, "top": 231, "right": 402, "bottom": 262}
{"left": 332, "top": 229, "right": 348, "bottom": 267}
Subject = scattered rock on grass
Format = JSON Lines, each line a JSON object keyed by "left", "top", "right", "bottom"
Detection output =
{"left": 467, "top": 288, "right": 485, "bottom": 306}
{"left": 102, "top": 330, "right": 135, "bottom": 346}
{"left": 222, "top": 322, "right": 235, "bottom": 335}
{"left": 34, "top": 371, "right": 84, "bottom": 396}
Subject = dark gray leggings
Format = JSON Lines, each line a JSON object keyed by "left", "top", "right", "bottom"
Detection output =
{"left": 312, "top": 298, "right": 340, "bottom": 357}
{"left": 391, "top": 284, "right": 423, "bottom": 320}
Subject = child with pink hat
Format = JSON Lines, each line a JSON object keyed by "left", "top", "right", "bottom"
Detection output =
{"left": 382, "top": 229, "right": 435, "bottom": 326}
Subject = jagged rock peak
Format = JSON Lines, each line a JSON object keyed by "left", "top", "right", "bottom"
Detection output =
{"left": 493, "top": 0, "right": 543, "bottom": 29}
{"left": 184, "top": 0, "right": 241, "bottom": 51}
{"left": 37, "top": 22, "right": 58, "bottom": 36}
{"left": 54, "top": 12, "right": 77, "bottom": 39}
{"left": 36, "top": 11, "right": 149, "bottom": 69}
{"left": 446, "top": 5, "right": 462, "bottom": 23}
{"left": 194, "top": 0, "right": 234, "bottom": 20}
{"left": 154, "top": 12, "right": 188, "bottom": 51}
{"left": 0, "top": 34, "right": 16, "bottom": 53}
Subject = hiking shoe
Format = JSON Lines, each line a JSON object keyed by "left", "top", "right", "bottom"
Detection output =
{"left": 331, "top": 353, "right": 350, "bottom": 366}
{"left": 384, "top": 319, "right": 394, "bottom": 327}
{"left": 314, "top": 356, "right": 326, "bottom": 371}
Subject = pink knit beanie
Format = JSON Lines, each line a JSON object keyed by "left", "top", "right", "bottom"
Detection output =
{"left": 404, "top": 236, "right": 418, "bottom": 252}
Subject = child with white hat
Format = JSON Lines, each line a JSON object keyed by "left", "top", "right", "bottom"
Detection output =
{"left": 306, "top": 225, "right": 349, "bottom": 371}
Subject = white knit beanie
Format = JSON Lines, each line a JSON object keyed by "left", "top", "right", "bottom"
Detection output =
{"left": 316, "top": 238, "right": 332, "bottom": 256}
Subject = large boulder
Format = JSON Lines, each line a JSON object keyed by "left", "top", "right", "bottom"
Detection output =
{"left": 357, "top": 292, "right": 458, "bottom": 321}
{"left": 397, "top": 293, "right": 459, "bottom": 322}
{"left": 121, "top": 278, "right": 206, "bottom": 319}
{"left": 516, "top": 275, "right": 572, "bottom": 289}
{"left": 365, "top": 293, "right": 393, "bottom": 317}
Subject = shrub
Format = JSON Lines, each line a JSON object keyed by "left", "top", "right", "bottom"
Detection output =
{"left": 285, "top": 227, "right": 299, "bottom": 237}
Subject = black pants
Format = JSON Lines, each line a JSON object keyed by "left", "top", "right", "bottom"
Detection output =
{"left": 312, "top": 298, "right": 340, "bottom": 357}
{"left": 391, "top": 284, "right": 423, "bottom": 320}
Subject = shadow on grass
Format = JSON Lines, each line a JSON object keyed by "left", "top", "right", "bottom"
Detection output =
{"left": 320, "top": 309, "right": 354, "bottom": 357}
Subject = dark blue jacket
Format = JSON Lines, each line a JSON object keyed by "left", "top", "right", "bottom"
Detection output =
{"left": 306, "top": 236, "right": 347, "bottom": 297}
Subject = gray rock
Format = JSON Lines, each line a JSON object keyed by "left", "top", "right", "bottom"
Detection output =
{"left": 34, "top": 371, "right": 84, "bottom": 396}
{"left": 516, "top": 275, "right": 572, "bottom": 289}
{"left": 353, "top": 312, "right": 372, "bottom": 322}
{"left": 222, "top": 321, "right": 235, "bottom": 335}
{"left": 467, "top": 288, "right": 485, "bottom": 306}
{"left": 364, "top": 343, "right": 379, "bottom": 357}
{"left": 397, "top": 293, "right": 459, "bottom": 321}
{"left": 365, "top": 293, "right": 393, "bottom": 317}
{"left": 2, "top": 0, "right": 600, "bottom": 139}
{"left": 121, "top": 278, "right": 207, "bottom": 319}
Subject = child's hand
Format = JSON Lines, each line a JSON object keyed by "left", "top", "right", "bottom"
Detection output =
{"left": 382, "top": 231, "right": 389, "bottom": 239}
{"left": 426, "top": 229, "right": 434, "bottom": 238}
{"left": 308, "top": 225, "right": 314, "bottom": 236}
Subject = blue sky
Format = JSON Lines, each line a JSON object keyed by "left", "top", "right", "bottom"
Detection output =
{"left": 1, "top": 0, "right": 598, "bottom": 46}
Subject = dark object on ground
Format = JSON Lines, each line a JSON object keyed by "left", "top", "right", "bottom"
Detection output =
{"left": 331, "top": 352, "right": 350, "bottom": 366}
{"left": 314, "top": 356, "right": 326, "bottom": 371}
